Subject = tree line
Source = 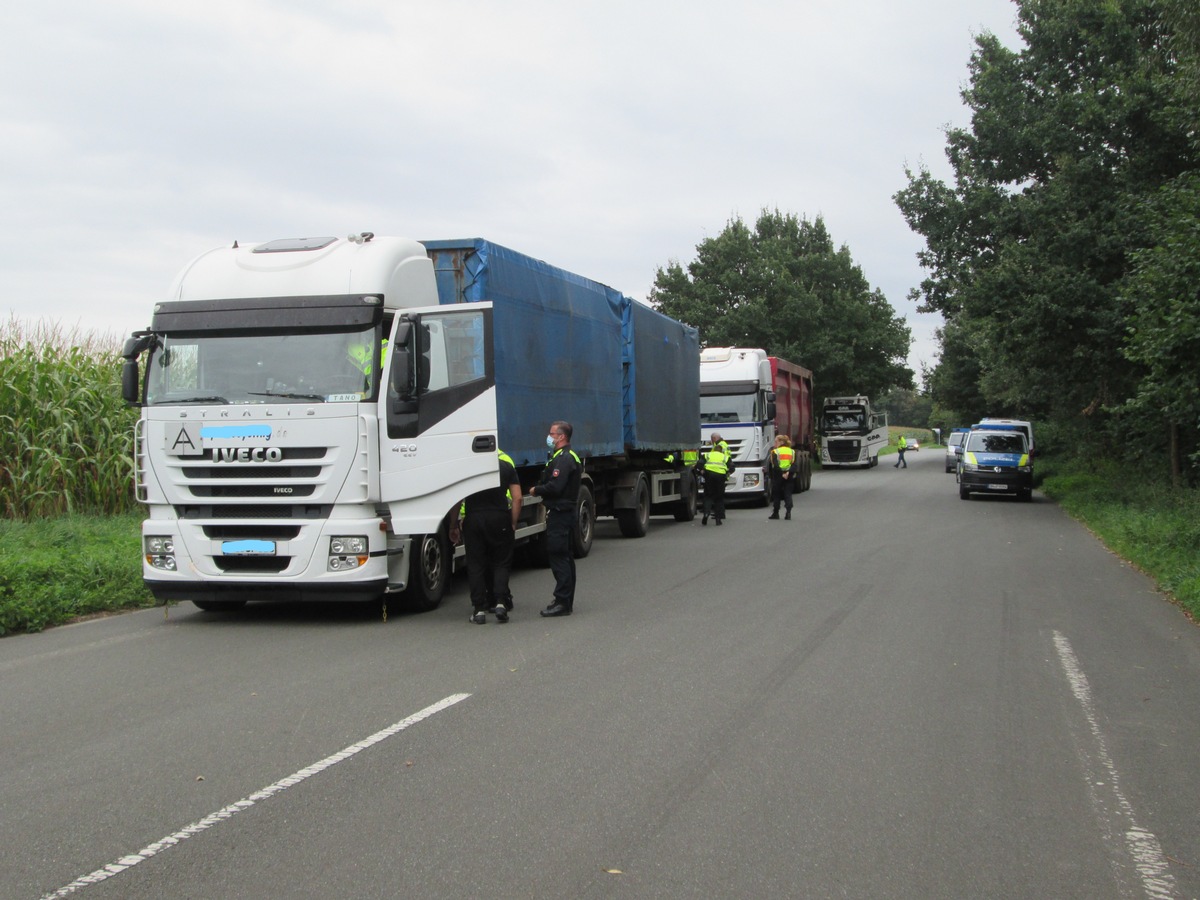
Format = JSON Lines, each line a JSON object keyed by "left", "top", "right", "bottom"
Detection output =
{"left": 896, "top": 0, "right": 1199, "bottom": 484}
{"left": 651, "top": 0, "right": 1199, "bottom": 486}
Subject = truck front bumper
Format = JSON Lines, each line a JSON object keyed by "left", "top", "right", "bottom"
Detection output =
{"left": 145, "top": 578, "right": 389, "bottom": 605}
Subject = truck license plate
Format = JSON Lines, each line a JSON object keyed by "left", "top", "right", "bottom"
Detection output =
{"left": 222, "top": 539, "right": 276, "bottom": 556}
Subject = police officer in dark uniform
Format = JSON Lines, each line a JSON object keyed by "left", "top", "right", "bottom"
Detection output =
{"left": 527, "top": 420, "right": 582, "bottom": 617}
{"left": 450, "top": 450, "right": 523, "bottom": 624}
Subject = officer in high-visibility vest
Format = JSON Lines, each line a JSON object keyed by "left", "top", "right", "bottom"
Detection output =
{"left": 894, "top": 434, "right": 908, "bottom": 469}
{"left": 449, "top": 449, "right": 523, "bottom": 624}
{"left": 768, "top": 434, "right": 797, "bottom": 520}
{"left": 701, "top": 432, "right": 733, "bottom": 526}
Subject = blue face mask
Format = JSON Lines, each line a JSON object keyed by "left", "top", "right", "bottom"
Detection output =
{"left": 546, "top": 434, "right": 557, "bottom": 449}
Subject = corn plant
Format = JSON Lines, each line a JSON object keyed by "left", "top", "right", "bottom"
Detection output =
{"left": 0, "top": 317, "right": 139, "bottom": 520}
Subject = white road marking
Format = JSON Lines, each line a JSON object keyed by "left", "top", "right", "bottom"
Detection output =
{"left": 40, "top": 693, "right": 471, "bottom": 899}
{"left": 1053, "top": 632, "right": 1176, "bottom": 899}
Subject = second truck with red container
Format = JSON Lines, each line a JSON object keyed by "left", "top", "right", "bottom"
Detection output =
{"left": 698, "top": 347, "right": 814, "bottom": 505}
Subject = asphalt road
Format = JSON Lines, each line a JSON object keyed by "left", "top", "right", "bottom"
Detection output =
{"left": 3, "top": 448, "right": 1198, "bottom": 899}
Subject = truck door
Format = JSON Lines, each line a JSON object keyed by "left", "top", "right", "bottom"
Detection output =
{"left": 379, "top": 304, "right": 500, "bottom": 533}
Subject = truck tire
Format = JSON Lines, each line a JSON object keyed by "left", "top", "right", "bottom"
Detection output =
{"left": 192, "top": 599, "right": 247, "bottom": 612}
{"left": 616, "top": 474, "right": 650, "bottom": 538}
{"left": 402, "top": 528, "right": 449, "bottom": 611}
{"left": 673, "top": 471, "right": 698, "bottom": 522}
{"left": 572, "top": 482, "right": 595, "bottom": 558}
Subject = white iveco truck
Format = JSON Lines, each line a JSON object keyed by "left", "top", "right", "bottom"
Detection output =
{"left": 699, "top": 347, "right": 778, "bottom": 501}
{"left": 819, "top": 395, "right": 889, "bottom": 468}
{"left": 121, "top": 234, "right": 699, "bottom": 613}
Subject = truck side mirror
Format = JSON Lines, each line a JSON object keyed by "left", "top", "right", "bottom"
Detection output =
{"left": 120, "top": 332, "right": 156, "bottom": 405}
{"left": 121, "top": 359, "right": 141, "bottom": 405}
{"left": 390, "top": 321, "right": 414, "bottom": 398}
{"left": 766, "top": 400, "right": 776, "bottom": 421}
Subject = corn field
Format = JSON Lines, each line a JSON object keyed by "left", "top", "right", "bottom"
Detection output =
{"left": 1, "top": 317, "right": 139, "bottom": 519}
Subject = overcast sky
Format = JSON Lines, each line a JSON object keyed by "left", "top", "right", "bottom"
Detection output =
{"left": 1, "top": 0, "right": 1021, "bottom": 377}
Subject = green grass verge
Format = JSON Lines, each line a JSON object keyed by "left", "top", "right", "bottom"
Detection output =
{"left": 1038, "top": 457, "right": 1200, "bottom": 622}
{"left": 0, "top": 514, "right": 155, "bottom": 636}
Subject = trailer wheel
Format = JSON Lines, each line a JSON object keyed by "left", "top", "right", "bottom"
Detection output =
{"left": 402, "top": 528, "right": 449, "bottom": 611}
{"left": 572, "top": 482, "right": 595, "bottom": 558}
{"left": 616, "top": 474, "right": 651, "bottom": 538}
{"left": 673, "top": 470, "right": 697, "bottom": 522}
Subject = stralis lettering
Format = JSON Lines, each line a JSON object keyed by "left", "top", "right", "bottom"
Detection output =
{"left": 214, "top": 447, "right": 284, "bottom": 463}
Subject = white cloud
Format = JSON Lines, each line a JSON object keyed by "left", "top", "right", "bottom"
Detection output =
{"left": 0, "top": 0, "right": 1021, "bottom": 377}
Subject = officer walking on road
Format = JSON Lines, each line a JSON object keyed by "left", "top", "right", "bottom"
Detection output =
{"left": 527, "top": 421, "right": 582, "bottom": 618}
{"left": 895, "top": 434, "right": 908, "bottom": 468}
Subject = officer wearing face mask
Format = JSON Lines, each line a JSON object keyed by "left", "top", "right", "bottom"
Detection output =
{"left": 527, "top": 420, "right": 582, "bottom": 617}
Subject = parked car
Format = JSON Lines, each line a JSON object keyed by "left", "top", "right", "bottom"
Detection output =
{"left": 945, "top": 429, "right": 969, "bottom": 472}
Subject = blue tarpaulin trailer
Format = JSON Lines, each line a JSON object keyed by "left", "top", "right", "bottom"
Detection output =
{"left": 422, "top": 238, "right": 700, "bottom": 468}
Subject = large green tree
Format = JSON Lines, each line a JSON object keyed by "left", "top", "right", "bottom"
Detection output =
{"left": 1118, "top": 0, "right": 1200, "bottom": 482}
{"left": 650, "top": 209, "right": 913, "bottom": 398}
{"left": 895, "top": 0, "right": 1196, "bottom": 440}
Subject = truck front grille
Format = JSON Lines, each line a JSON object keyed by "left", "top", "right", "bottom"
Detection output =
{"left": 826, "top": 439, "right": 861, "bottom": 462}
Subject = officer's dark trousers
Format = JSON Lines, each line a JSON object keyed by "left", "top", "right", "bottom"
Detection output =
{"left": 465, "top": 509, "right": 514, "bottom": 611}
{"left": 702, "top": 473, "right": 727, "bottom": 521}
{"left": 545, "top": 508, "right": 576, "bottom": 608}
{"left": 895, "top": 449, "right": 907, "bottom": 468}
{"left": 772, "top": 473, "right": 794, "bottom": 513}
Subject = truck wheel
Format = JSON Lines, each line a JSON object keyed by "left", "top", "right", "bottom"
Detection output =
{"left": 673, "top": 471, "right": 698, "bottom": 522}
{"left": 616, "top": 474, "right": 650, "bottom": 538}
{"left": 402, "top": 528, "right": 449, "bottom": 611}
{"left": 759, "top": 474, "right": 772, "bottom": 508}
{"left": 572, "top": 483, "right": 595, "bottom": 558}
{"left": 192, "top": 599, "right": 247, "bottom": 612}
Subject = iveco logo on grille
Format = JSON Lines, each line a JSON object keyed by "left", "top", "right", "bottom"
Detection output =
{"left": 215, "top": 447, "right": 284, "bottom": 462}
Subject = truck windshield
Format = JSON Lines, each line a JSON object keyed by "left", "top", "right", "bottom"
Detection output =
{"left": 144, "top": 325, "right": 381, "bottom": 405}
{"left": 700, "top": 393, "right": 757, "bottom": 424}
{"left": 823, "top": 410, "right": 866, "bottom": 432}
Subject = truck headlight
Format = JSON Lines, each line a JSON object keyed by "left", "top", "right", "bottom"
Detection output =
{"left": 144, "top": 535, "right": 176, "bottom": 570}
{"left": 330, "top": 536, "right": 367, "bottom": 555}
{"left": 744, "top": 473, "right": 760, "bottom": 487}
{"left": 146, "top": 536, "right": 174, "bottom": 554}
{"left": 329, "top": 536, "right": 369, "bottom": 571}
